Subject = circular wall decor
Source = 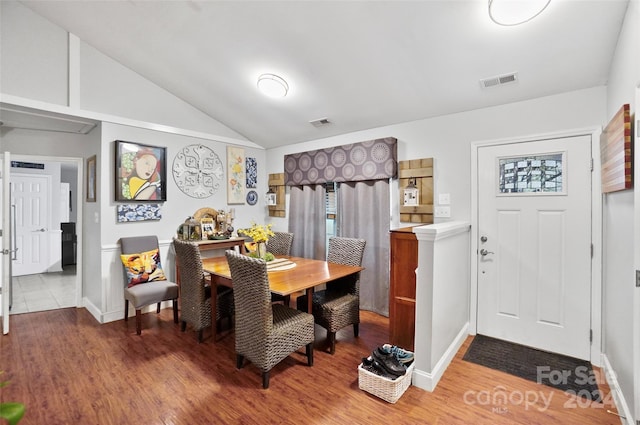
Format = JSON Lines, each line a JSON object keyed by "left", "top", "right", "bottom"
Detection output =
{"left": 246, "top": 190, "right": 258, "bottom": 205}
{"left": 172, "top": 144, "right": 224, "bottom": 198}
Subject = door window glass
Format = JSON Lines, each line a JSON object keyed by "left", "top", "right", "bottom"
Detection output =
{"left": 498, "top": 153, "right": 565, "bottom": 194}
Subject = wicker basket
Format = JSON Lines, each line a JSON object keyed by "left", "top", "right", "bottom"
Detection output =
{"left": 358, "top": 362, "right": 414, "bottom": 403}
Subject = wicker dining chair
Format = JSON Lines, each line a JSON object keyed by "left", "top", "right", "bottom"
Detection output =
{"left": 266, "top": 231, "right": 294, "bottom": 305}
{"left": 266, "top": 232, "right": 294, "bottom": 256}
{"left": 296, "top": 236, "right": 366, "bottom": 354}
{"left": 225, "top": 249, "right": 314, "bottom": 389}
{"left": 173, "top": 238, "right": 234, "bottom": 343}
{"left": 120, "top": 236, "right": 179, "bottom": 335}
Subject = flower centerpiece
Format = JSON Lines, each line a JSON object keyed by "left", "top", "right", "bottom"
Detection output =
{"left": 242, "top": 221, "right": 275, "bottom": 261}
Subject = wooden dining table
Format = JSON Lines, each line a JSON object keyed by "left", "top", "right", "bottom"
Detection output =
{"left": 201, "top": 255, "right": 364, "bottom": 342}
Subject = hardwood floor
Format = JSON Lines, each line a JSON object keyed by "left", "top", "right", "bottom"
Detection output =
{"left": 0, "top": 308, "right": 621, "bottom": 425}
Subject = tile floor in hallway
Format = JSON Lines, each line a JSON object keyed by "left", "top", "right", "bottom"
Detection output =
{"left": 10, "top": 265, "right": 77, "bottom": 314}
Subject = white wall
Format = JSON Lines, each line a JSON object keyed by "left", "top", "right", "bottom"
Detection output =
{"left": 91, "top": 122, "right": 266, "bottom": 322}
{"left": 1, "top": 1, "right": 272, "bottom": 322}
{"left": 602, "top": 0, "right": 640, "bottom": 421}
{"left": 412, "top": 222, "right": 470, "bottom": 392}
{"left": 0, "top": 1, "right": 68, "bottom": 105}
{"left": 266, "top": 87, "right": 606, "bottom": 231}
{"left": 100, "top": 122, "right": 267, "bottom": 247}
{"left": 0, "top": 1, "right": 248, "bottom": 142}
{"left": 79, "top": 41, "right": 248, "bottom": 142}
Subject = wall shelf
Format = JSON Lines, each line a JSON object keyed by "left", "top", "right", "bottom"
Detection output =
{"left": 268, "top": 173, "right": 286, "bottom": 218}
{"left": 398, "top": 158, "right": 433, "bottom": 224}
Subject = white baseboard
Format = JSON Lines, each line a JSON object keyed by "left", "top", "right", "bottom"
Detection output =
{"left": 602, "top": 354, "right": 635, "bottom": 425}
{"left": 83, "top": 297, "right": 103, "bottom": 323}
{"left": 412, "top": 322, "right": 469, "bottom": 392}
{"left": 86, "top": 299, "right": 175, "bottom": 324}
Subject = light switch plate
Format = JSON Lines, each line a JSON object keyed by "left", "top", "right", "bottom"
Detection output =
{"left": 434, "top": 206, "right": 451, "bottom": 218}
{"left": 439, "top": 193, "right": 450, "bottom": 205}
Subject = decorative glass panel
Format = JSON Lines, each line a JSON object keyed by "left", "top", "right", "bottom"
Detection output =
{"left": 498, "top": 153, "right": 564, "bottom": 194}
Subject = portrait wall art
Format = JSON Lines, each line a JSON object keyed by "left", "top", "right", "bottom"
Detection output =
{"left": 115, "top": 140, "right": 167, "bottom": 202}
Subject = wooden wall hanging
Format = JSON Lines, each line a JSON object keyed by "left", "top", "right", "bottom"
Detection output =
{"left": 600, "top": 103, "right": 632, "bottom": 193}
{"left": 268, "top": 173, "right": 286, "bottom": 218}
{"left": 398, "top": 158, "right": 433, "bottom": 224}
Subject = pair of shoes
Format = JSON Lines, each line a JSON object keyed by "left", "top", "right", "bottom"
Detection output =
{"left": 372, "top": 347, "right": 406, "bottom": 377}
{"left": 381, "top": 344, "right": 415, "bottom": 365}
{"left": 361, "top": 356, "right": 396, "bottom": 379}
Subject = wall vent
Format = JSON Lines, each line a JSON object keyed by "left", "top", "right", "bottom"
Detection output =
{"left": 309, "top": 117, "right": 331, "bottom": 127}
{"left": 480, "top": 72, "right": 518, "bottom": 89}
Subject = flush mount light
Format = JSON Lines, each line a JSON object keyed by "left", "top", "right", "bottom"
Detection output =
{"left": 488, "top": 0, "right": 551, "bottom": 26}
{"left": 257, "top": 73, "right": 289, "bottom": 98}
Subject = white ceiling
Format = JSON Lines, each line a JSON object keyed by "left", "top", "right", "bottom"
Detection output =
{"left": 19, "top": 0, "right": 629, "bottom": 149}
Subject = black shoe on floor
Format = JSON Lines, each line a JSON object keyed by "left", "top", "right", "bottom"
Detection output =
{"left": 372, "top": 347, "right": 406, "bottom": 377}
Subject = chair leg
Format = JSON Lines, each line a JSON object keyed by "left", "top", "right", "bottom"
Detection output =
{"left": 135, "top": 310, "right": 142, "bottom": 335}
{"left": 197, "top": 329, "right": 204, "bottom": 343}
{"left": 236, "top": 354, "right": 244, "bottom": 369}
{"left": 180, "top": 321, "right": 187, "bottom": 332}
{"left": 328, "top": 331, "right": 336, "bottom": 355}
{"left": 262, "top": 371, "right": 270, "bottom": 389}
{"left": 306, "top": 342, "right": 314, "bottom": 366}
{"left": 354, "top": 323, "right": 359, "bottom": 337}
{"left": 124, "top": 300, "right": 129, "bottom": 321}
{"left": 173, "top": 300, "right": 179, "bottom": 324}
{"left": 156, "top": 302, "right": 161, "bottom": 314}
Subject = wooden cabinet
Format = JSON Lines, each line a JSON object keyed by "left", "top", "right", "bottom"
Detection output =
{"left": 389, "top": 227, "right": 418, "bottom": 351}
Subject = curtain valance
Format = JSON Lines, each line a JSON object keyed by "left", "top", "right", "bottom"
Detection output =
{"left": 284, "top": 137, "right": 397, "bottom": 185}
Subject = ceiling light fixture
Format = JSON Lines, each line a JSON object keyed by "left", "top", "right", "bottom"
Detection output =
{"left": 257, "top": 73, "right": 289, "bottom": 98}
{"left": 488, "top": 0, "right": 551, "bottom": 26}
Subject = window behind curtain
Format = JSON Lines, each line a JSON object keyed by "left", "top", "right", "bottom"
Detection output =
{"left": 325, "top": 182, "right": 337, "bottom": 256}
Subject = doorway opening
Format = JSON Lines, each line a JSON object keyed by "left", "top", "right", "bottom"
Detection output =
{"left": 9, "top": 156, "right": 82, "bottom": 315}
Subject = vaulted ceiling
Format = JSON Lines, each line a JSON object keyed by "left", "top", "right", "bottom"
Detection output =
{"left": 19, "top": 0, "right": 629, "bottom": 149}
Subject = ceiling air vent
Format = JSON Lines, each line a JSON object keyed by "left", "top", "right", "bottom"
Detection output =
{"left": 309, "top": 117, "right": 331, "bottom": 128}
{"left": 480, "top": 72, "right": 518, "bottom": 89}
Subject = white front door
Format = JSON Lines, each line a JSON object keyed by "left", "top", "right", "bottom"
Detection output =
{"left": 477, "top": 135, "right": 592, "bottom": 360}
{"left": 11, "top": 174, "right": 51, "bottom": 276}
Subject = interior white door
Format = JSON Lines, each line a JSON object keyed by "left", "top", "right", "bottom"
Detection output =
{"left": 11, "top": 173, "right": 50, "bottom": 276}
{"left": 477, "top": 135, "right": 592, "bottom": 360}
{"left": 2, "top": 153, "right": 12, "bottom": 334}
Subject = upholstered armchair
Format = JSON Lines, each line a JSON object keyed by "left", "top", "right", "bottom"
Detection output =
{"left": 173, "top": 238, "right": 234, "bottom": 343}
{"left": 225, "top": 250, "right": 314, "bottom": 389}
{"left": 296, "top": 236, "right": 366, "bottom": 354}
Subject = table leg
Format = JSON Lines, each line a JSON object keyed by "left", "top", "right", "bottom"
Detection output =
{"left": 306, "top": 288, "right": 313, "bottom": 313}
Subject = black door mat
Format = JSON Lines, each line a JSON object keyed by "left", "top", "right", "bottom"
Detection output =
{"left": 463, "top": 334, "right": 602, "bottom": 402}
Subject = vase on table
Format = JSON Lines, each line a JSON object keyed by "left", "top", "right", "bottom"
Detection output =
{"left": 257, "top": 242, "right": 267, "bottom": 259}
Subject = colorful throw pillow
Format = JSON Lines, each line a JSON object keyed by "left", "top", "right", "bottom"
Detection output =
{"left": 120, "top": 248, "right": 167, "bottom": 288}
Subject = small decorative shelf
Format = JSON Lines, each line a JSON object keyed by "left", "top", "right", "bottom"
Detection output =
{"left": 398, "top": 158, "right": 433, "bottom": 224}
{"left": 268, "top": 173, "right": 286, "bottom": 218}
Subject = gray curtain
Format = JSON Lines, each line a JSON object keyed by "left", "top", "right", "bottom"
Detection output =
{"left": 288, "top": 184, "right": 326, "bottom": 260}
{"left": 336, "top": 179, "right": 390, "bottom": 316}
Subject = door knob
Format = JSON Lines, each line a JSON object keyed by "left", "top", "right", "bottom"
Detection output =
{"left": 480, "top": 249, "right": 494, "bottom": 256}
{"left": 34, "top": 228, "right": 47, "bottom": 232}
